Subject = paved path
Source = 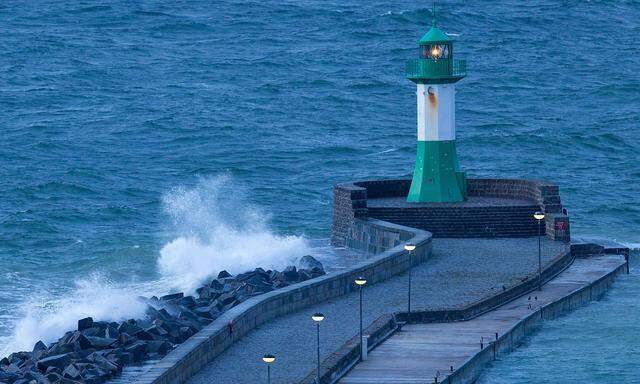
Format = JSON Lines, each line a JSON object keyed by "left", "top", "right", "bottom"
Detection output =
{"left": 188, "top": 238, "right": 566, "bottom": 384}
{"left": 339, "top": 254, "right": 625, "bottom": 384}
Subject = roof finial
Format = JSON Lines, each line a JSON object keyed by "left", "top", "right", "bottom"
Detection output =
{"left": 431, "top": 3, "right": 437, "bottom": 27}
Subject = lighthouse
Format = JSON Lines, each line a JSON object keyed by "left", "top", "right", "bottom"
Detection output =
{"left": 405, "top": 12, "right": 467, "bottom": 203}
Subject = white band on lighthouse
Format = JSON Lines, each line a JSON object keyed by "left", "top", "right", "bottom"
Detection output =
{"left": 416, "top": 83, "right": 456, "bottom": 141}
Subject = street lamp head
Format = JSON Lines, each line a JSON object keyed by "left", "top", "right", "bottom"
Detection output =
{"left": 312, "top": 312, "right": 325, "bottom": 322}
{"left": 262, "top": 354, "right": 276, "bottom": 364}
{"left": 404, "top": 243, "right": 416, "bottom": 252}
{"left": 355, "top": 276, "right": 367, "bottom": 286}
{"left": 533, "top": 211, "right": 545, "bottom": 220}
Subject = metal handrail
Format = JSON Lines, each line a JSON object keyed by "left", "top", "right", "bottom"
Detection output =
{"left": 405, "top": 58, "right": 466, "bottom": 79}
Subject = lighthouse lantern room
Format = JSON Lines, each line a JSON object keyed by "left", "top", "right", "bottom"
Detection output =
{"left": 405, "top": 10, "right": 467, "bottom": 203}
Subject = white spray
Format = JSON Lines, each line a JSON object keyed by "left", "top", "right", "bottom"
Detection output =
{"left": 1, "top": 175, "right": 311, "bottom": 352}
{"left": 2, "top": 274, "right": 151, "bottom": 353}
{"left": 158, "top": 175, "right": 310, "bottom": 293}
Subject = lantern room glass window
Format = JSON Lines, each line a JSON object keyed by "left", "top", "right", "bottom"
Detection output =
{"left": 419, "top": 44, "right": 450, "bottom": 60}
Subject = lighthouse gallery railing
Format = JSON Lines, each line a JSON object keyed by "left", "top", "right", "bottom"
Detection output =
{"left": 405, "top": 58, "right": 466, "bottom": 80}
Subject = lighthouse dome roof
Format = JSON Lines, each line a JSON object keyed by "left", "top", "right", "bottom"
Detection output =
{"left": 418, "top": 24, "right": 453, "bottom": 45}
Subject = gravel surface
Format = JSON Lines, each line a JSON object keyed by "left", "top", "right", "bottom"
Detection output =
{"left": 188, "top": 237, "right": 567, "bottom": 384}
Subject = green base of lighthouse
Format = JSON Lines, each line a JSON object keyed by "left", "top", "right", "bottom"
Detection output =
{"left": 407, "top": 140, "right": 468, "bottom": 203}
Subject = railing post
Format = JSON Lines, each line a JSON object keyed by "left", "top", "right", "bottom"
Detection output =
{"left": 361, "top": 335, "right": 368, "bottom": 361}
{"left": 625, "top": 253, "right": 630, "bottom": 274}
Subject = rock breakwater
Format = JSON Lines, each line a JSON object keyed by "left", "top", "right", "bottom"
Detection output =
{"left": 0, "top": 256, "right": 326, "bottom": 384}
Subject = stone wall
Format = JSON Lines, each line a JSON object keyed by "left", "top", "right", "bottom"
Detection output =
{"left": 466, "top": 179, "right": 561, "bottom": 212}
{"left": 332, "top": 178, "right": 571, "bottom": 246}
{"left": 345, "top": 219, "right": 417, "bottom": 254}
{"left": 331, "top": 183, "right": 368, "bottom": 247}
{"left": 135, "top": 220, "right": 432, "bottom": 384}
{"left": 399, "top": 246, "right": 573, "bottom": 323}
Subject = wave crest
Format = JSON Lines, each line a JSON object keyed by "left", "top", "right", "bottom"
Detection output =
{"left": 158, "top": 175, "right": 310, "bottom": 293}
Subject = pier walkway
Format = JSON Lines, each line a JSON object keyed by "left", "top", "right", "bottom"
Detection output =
{"left": 339, "top": 254, "right": 625, "bottom": 384}
{"left": 187, "top": 238, "right": 566, "bottom": 384}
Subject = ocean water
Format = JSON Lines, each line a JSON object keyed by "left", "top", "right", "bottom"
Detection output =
{"left": 0, "top": 0, "right": 638, "bottom": 366}
{"left": 477, "top": 251, "right": 640, "bottom": 383}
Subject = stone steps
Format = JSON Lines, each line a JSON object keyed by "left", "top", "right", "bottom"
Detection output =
{"left": 374, "top": 222, "right": 538, "bottom": 229}
{"left": 369, "top": 214, "right": 539, "bottom": 222}
{"left": 369, "top": 206, "right": 540, "bottom": 238}
{"left": 369, "top": 212, "right": 539, "bottom": 217}
{"left": 369, "top": 207, "right": 539, "bottom": 214}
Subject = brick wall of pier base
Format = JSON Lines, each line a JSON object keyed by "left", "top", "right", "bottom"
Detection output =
{"left": 134, "top": 219, "right": 432, "bottom": 384}
{"left": 332, "top": 178, "right": 571, "bottom": 246}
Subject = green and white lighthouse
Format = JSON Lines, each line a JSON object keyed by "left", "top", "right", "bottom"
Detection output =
{"left": 405, "top": 12, "right": 467, "bottom": 203}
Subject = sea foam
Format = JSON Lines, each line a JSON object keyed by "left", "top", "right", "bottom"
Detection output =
{"left": 2, "top": 175, "right": 311, "bottom": 352}
{"left": 157, "top": 175, "right": 310, "bottom": 293}
{"left": 2, "top": 274, "right": 151, "bottom": 353}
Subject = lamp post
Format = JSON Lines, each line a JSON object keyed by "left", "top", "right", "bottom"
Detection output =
{"left": 262, "top": 354, "right": 275, "bottom": 384}
{"left": 533, "top": 211, "right": 545, "bottom": 291}
{"left": 311, "top": 313, "right": 325, "bottom": 384}
{"left": 354, "top": 276, "right": 367, "bottom": 360}
{"left": 404, "top": 243, "right": 416, "bottom": 316}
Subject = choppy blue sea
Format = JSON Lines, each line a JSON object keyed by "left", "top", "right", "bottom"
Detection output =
{"left": 0, "top": 0, "right": 638, "bottom": 378}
